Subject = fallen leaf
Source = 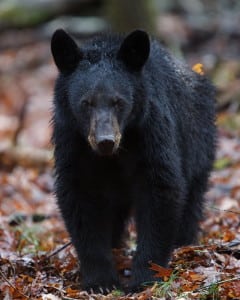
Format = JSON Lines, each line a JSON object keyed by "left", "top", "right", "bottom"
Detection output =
{"left": 149, "top": 262, "right": 173, "bottom": 278}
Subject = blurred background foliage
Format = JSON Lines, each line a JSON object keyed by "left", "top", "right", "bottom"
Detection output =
{"left": 0, "top": 0, "right": 240, "bottom": 153}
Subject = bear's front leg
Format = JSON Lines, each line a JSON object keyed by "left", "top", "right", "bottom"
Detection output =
{"left": 56, "top": 185, "right": 120, "bottom": 293}
{"left": 131, "top": 180, "right": 184, "bottom": 291}
{"left": 130, "top": 150, "right": 186, "bottom": 291}
{"left": 77, "top": 207, "right": 120, "bottom": 293}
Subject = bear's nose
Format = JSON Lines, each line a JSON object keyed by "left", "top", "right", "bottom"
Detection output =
{"left": 97, "top": 137, "right": 115, "bottom": 155}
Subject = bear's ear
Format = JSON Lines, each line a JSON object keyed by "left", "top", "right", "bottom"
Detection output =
{"left": 117, "top": 30, "right": 150, "bottom": 71}
{"left": 51, "top": 29, "right": 82, "bottom": 73}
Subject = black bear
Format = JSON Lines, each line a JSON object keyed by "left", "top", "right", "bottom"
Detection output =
{"left": 51, "top": 29, "right": 216, "bottom": 293}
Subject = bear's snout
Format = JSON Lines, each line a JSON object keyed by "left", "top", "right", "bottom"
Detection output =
{"left": 97, "top": 136, "right": 115, "bottom": 156}
{"left": 88, "top": 110, "right": 121, "bottom": 156}
{"left": 88, "top": 134, "right": 120, "bottom": 156}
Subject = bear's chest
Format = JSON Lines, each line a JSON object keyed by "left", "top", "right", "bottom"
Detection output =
{"left": 82, "top": 151, "right": 141, "bottom": 201}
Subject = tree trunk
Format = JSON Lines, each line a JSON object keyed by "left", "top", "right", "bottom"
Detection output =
{"left": 104, "top": 0, "right": 156, "bottom": 33}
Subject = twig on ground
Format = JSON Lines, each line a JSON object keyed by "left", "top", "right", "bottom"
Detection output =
{"left": 206, "top": 205, "right": 240, "bottom": 215}
{"left": 46, "top": 241, "right": 72, "bottom": 259}
{"left": 0, "top": 269, "right": 30, "bottom": 298}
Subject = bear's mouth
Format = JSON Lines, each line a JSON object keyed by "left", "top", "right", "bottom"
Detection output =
{"left": 88, "top": 134, "right": 121, "bottom": 156}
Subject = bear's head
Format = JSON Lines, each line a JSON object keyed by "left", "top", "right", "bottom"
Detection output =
{"left": 51, "top": 29, "right": 150, "bottom": 156}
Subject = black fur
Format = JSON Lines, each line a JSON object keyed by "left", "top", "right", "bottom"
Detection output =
{"left": 51, "top": 29, "right": 216, "bottom": 293}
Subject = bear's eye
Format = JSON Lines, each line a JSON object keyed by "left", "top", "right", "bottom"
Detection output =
{"left": 113, "top": 99, "right": 119, "bottom": 106}
{"left": 112, "top": 98, "right": 123, "bottom": 109}
{"left": 81, "top": 100, "right": 92, "bottom": 108}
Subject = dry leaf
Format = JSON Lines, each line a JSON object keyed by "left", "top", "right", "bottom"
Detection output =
{"left": 149, "top": 262, "right": 173, "bottom": 278}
